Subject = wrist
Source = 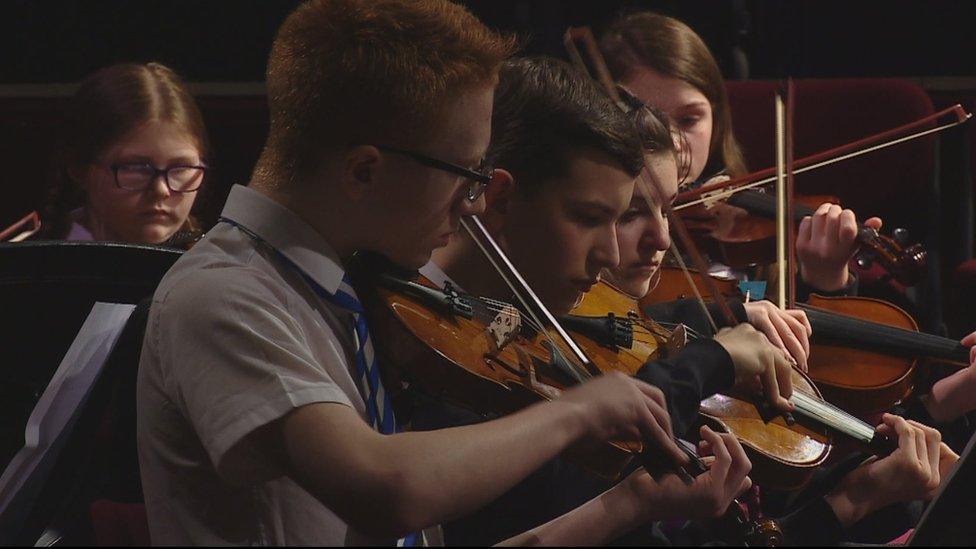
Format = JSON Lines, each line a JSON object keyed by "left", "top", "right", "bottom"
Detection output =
{"left": 925, "top": 369, "right": 976, "bottom": 424}
{"left": 800, "top": 264, "right": 851, "bottom": 293}
{"left": 544, "top": 398, "right": 591, "bottom": 446}
{"left": 824, "top": 468, "right": 886, "bottom": 527}
{"left": 611, "top": 475, "right": 656, "bottom": 527}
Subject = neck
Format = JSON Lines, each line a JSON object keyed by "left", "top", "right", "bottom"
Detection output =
{"left": 431, "top": 231, "right": 513, "bottom": 301}
{"left": 81, "top": 207, "right": 118, "bottom": 241}
{"left": 250, "top": 176, "right": 361, "bottom": 262}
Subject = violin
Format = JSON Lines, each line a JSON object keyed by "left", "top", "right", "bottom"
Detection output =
{"left": 642, "top": 267, "right": 969, "bottom": 417}
{"left": 679, "top": 189, "right": 927, "bottom": 286}
{"left": 350, "top": 219, "right": 783, "bottom": 545}
{"left": 578, "top": 281, "right": 832, "bottom": 491}
{"left": 349, "top": 255, "right": 636, "bottom": 479}
{"left": 580, "top": 280, "right": 910, "bottom": 485}
{"left": 348, "top": 213, "right": 710, "bottom": 481}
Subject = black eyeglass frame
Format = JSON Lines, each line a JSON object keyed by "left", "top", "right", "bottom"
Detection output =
{"left": 108, "top": 163, "right": 208, "bottom": 193}
{"left": 374, "top": 144, "right": 492, "bottom": 202}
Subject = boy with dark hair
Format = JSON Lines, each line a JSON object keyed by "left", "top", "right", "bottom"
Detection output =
{"left": 422, "top": 56, "right": 951, "bottom": 546}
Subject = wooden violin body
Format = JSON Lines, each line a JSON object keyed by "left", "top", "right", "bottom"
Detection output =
{"left": 578, "top": 280, "right": 831, "bottom": 491}
{"left": 681, "top": 193, "right": 837, "bottom": 271}
{"left": 699, "top": 373, "right": 831, "bottom": 491}
{"left": 643, "top": 267, "right": 968, "bottom": 417}
{"left": 351, "top": 259, "right": 661, "bottom": 479}
{"left": 679, "top": 190, "right": 926, "bottom": 286}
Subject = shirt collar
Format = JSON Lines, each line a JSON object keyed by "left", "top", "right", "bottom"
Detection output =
{"left": 419, "top": 260, "right": 462, "bottom": 291}
{"left": 220, "top": 184, "right": 345, "bottom": 295}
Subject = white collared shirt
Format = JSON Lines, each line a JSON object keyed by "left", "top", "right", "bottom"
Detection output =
{"left": 419, "top": 260, "right": 460, "bottom": 291}
{"left": 137, "top": 184, "right": 380, "bottom": 545}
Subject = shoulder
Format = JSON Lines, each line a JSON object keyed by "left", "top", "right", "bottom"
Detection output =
{"left": 152, "top": 238, "right": 303, "bottom": 336}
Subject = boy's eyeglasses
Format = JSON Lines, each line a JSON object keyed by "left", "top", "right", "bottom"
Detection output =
{"left": 375, "top": 144, "right": 492, "bottom": 202}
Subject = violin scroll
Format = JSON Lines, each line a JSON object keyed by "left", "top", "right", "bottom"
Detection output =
{"left": 855, "top": 226, "right": 927, "bottom": 286}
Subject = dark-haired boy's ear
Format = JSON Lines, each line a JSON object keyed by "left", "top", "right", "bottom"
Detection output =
{"left": 340, "top": 145, "right": 381, "bottom": 200}
{"left": 482, "top": 168, "right": 516, "bottom": 233}
{"left": 485, "top": 168, "right": 516, "bottom": 213}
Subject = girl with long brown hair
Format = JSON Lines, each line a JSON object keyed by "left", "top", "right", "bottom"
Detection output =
{"left": 42, "top": 62, "right": 210, "bottom": 247}
{"left": 600, "top": 11, "right": 882, "bottom": 298}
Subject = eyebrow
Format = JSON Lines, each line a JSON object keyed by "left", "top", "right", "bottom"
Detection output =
{"left": 114, "top": 154, "right": 201, "bottom": 165}
{"left": 567, "top": 200, "right": 620, "bottom": 217}
{"left": 681, "top": 101, "right": 710, "bottom": 110}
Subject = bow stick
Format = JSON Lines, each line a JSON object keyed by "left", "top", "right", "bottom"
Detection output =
{"left": 676, "top": 104, "right": 972, "bottom": 211}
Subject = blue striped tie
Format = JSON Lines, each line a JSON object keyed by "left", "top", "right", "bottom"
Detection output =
{"left": 315, "top": 275, "right": 420, "bottom": 547}
{"left": 219, "top": 218, "right": 419, "bottom": 546}
{"left": 323, "top": 274, "right": 395, "bottom": 434}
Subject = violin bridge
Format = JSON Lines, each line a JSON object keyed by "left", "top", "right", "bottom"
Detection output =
{"left": 485, "top": 305, "right": 522, "bottom": 353}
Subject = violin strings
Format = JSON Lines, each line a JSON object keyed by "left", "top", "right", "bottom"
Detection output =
{"left": 467, "top": 289, "right": 880, "bottom": 443}
{"left": 469, "top": 290, "right": 888, "bottom": 444}
{"left": 468, "top": 296, "right": 601, "bottom": 380}
{"left": 654, "top": 321, "right": 705, "bottom": 341}
{"left": 790, "top": 392, "right": 854, "bottom": 437}
{"left": 789, "top": 391, "right": 876, "bottom": 442}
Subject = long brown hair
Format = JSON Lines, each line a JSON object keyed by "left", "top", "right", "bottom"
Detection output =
{"left": 42, "top": 62, "right": 211, "bottom": 240}
{"left": 599, "top": 11, "right": 748, "bottom": 179}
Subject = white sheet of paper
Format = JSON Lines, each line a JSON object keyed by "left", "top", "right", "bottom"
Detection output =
{"left": 0, "top": 302, "right": 136, "bottom": 519}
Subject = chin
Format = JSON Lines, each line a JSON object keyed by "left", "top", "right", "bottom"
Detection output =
{"left": 622, "top": 279, "right": 652, "bottom": 300}
{"left": 137, "top": 225, "right": 177, "bottom": 245}
{"left": 552, "top": 292, "right": 579, "bottom": 317}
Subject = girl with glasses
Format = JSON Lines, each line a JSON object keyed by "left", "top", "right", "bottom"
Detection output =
{"left": 41, "top": 62, "right": 210, "bottom": 248}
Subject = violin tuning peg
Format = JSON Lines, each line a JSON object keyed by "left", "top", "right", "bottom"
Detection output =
{"left": 892, "top": 227, "right": 911, "bottom": 245}
{"left": 856, "top": 253, "right": 874, "bottom": 270}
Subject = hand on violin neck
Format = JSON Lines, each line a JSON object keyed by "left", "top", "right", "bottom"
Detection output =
{"left": 963, "top": 330, "right": 976, "bottom": 358}
{"left": 922, "top": 350, "right": 976, "bottom": 423}
{"left": 742, "top": 301, "right": 812, "bottom": 372}
{"left": 825, "top": 414, "right": 944, "bottom": 526}
{"left": 714, "top": 324, "right": 795, "bottom": 413}
{"left": 917, "top": 329, "right": 976, "bottom": 424}
{"left": 555, "top": 372, "right": 687, "bottom": 466}
{"left": 622, "top": 426, "right": 752, "bottom": 522}
{"left": 796, "top": 202, "right": 883, "bottom": 292}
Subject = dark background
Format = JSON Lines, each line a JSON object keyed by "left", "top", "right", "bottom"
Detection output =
{"left": 2, "top": 0, "right": 975, "bottom": 84}
{"left": 3, "top": 1, "right": 975, "bottom": 336}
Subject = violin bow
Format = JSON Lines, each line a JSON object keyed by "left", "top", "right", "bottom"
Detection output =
{"left": 564, "top": 26, "right": 737, "bottom": 333}
{"left": 460, "top": 215, "right": 597, "bottom": 382}
{"left": 675, "top": 104, "right": 972, "bottom": 211}
{"left": 774, "top": 80, "right": 798, "bottom": 309}
{"left": 0, "top": 210, "right": 41, "bottom": 242}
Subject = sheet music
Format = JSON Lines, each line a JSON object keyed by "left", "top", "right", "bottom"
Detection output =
{"left": 0, "top": 302, "right": 135, "bottom": 524}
